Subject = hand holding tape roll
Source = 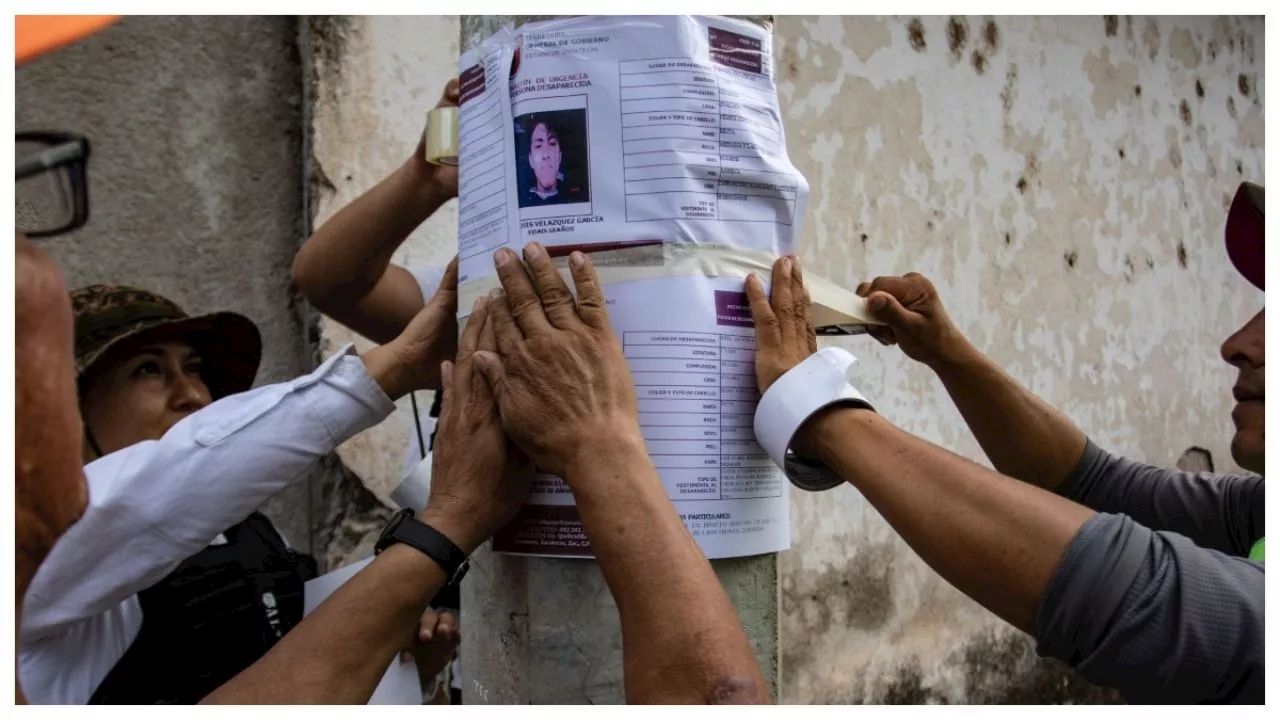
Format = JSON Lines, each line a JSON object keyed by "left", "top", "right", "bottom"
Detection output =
{"left": 803, "top": 272, "right": 886, "bottom": 336}
{"left": 423, "top": 105, "right": 459, "bottom": 166}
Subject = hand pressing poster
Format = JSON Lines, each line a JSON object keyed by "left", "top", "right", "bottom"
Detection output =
{"left": 456, "top": 16, "right": 810, "bottom": 560}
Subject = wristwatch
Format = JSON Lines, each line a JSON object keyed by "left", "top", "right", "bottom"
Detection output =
{"left": 374, "top": 508, "right": 471, "bottom": 585}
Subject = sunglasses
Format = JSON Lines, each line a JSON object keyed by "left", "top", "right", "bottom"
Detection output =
{"left": 16, "top": 131, "right": 91, "bottom": 239}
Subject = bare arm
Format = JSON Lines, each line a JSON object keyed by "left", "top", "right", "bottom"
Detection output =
{"left": 202, "top": 541, "right": 448, "bottom": 704}
{"left": 929, "top": 340, "right": 1087, "bottom": 490}
{"left": 476, "top": 244, "right": 768, "bottom": 704}
{"left": 801, "top": 405, "right": 1093, "bottom": 632}
{"left": 568, "top": 435, "right": 767, "bottom": 703}
{"left": 858, "top": 274, "right": 1086, "bottom": 490}
{"left": 751, "top": 259, "right": 1093, "bottom": 632}
{"left": 858, "top": 273, "right": 1265, "bottom": 546}
{"left": 207, "top": 300, "right": 530, "bottom": 704}
{"left": 747, "top": 257, "right": 1100, "bottom": 627}
{"left": 800, "top": 407, "right": 1263, "bottom": 702}
{"left": 805, "top": 401, "right": 1263, "bottom": 701}
{"left": 293, "top": 81, "right": 458, "bottom": 345}
{"left": 750, "top": 258, "right": 1265, "bottom": 702}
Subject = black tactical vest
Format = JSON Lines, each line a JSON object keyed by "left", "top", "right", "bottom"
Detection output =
{"left": 89, "top": 512, "right": 317, "bottom": 704}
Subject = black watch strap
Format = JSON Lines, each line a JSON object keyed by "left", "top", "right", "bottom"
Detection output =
{"left": 375, "top": 509, "right": 470, "bottom": 585}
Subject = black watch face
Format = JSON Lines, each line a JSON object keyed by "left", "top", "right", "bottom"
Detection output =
{"left": 449, "top": 558, "right": 471, "bottom": 586}
{"left": 378, "top": 508, "right": 412, "bottom": 552}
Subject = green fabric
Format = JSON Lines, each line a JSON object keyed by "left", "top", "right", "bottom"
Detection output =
{"left": 68, "top": 283, "right": 262, "bottom": 400}
{"left": 1249, "top": 537, "right": 1264, "bottom": 562}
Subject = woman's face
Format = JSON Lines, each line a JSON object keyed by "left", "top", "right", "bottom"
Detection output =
{"left": 80, "top": 339, "right": 212, "bottom": 460}
{"left": 528, "top": 122, "right": 562, "bottom": 192}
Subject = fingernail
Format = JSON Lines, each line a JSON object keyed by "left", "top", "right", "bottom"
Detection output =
{"left": 570, "top": 251, "right": 585, "bottom": 268}
{"left": 472, "top": 296, "right": 485, "bottom": 312}
{"left": 495, "top": 248, "right": 514, "bottom": 266}
{"left": 489, "top": 288, "right": 502, "bottom": 300}
{"left": 780, "top": 257, "right": 791, "bottom": 272}
{"left": 791, "top": 255, "right": 802, "bottom": 270}
{"left": 526, "top": 242, "right": 545, "bottom": 258}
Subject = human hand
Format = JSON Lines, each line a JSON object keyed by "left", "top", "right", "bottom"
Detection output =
{"left": 419, "top": 295, "right": 532, "bottom": 554}
{"left": 855, "top": 272, "right": 970, "bottom": 367}
{"left": 413, "top": 79, "right": 460, "bottom": 199}
{"left": 365, "top": 257, "right": 459, "bottom": 398}
{"left": 472, "top": 243, "right": 641, "bottom": 480}
{"left": 401, "top": 608, "right": 460, "bottom": 680}
{"left": 744, "top": 254, "right": 816, "bottom": 394}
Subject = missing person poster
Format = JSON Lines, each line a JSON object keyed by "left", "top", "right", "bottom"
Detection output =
{"left": 456, "top": 16, "right": 809, "bottom": 560}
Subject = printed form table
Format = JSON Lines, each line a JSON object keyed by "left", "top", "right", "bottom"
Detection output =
{"left": 625, "top": 330, "right": 782, "bottom": 502}
{"left": 618, "top": 49, "right": 800, "bottom": 227}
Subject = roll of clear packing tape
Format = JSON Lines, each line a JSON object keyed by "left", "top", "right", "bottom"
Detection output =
{"left": 805, "top": 272, "right": 886, "bottom": 336}
{"left": 423, "top": 106, "right": 459, "bottom": 166}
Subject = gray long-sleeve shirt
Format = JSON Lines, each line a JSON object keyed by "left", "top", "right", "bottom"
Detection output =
{"left": 1033, "top": 440, "right": 1264, "bottom": 703}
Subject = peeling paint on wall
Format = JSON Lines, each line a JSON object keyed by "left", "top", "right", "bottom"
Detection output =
{"left": 307, "top": 16, "right": 461, "bottom": 566}
{"left": 1175, "top": 446, "right": 1215, "bottom": 473}
{"left": 775, "top": 14, "right": 1262, "bottom": 703}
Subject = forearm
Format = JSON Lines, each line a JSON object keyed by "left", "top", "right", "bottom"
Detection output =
{"left": 566, "top": 434, "right": 768, "bottom": 704}
{"left": 806, "top": 407, "right": 1095, "bottom": 633}
{"left": 204, "top": 543, "right": 447, "bottom": 704}
{"left": 929, "top": 339, "right": 1087, "bottom": 491}
{"left": 294, "top": 156, "right": 446, "bottom": 309}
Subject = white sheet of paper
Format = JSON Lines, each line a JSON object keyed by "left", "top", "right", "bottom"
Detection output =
{"left": 302, "top": 557, "right": 424, "bottom": 705}
{"left": 457, "top": 16, "right": 802, "bottom": 561}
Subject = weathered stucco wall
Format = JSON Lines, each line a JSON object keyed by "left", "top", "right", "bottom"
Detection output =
{"left": 15, "top": 16, "right": 323, "bottom": 554}
{"left": 308, "top": 15, "right": 1265, "bottom": 703}
{"left": 305, "top": 16, "right": 462, "bottom": 565}
{"left": 307, "top": 15, "right": 461, "bottom": 502}
{"left": 775, "top": 15, "right": 1263, "bottom": 703}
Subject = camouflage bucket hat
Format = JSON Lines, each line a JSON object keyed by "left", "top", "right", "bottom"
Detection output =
{"left": 71, "top": 284, "right": 262, "bottom": 400}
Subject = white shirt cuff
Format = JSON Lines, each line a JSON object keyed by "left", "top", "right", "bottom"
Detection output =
{"left": 295, "top": 344, "right": 398, "bottom": 446}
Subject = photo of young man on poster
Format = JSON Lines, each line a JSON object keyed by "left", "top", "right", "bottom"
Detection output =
{"left": 515, "top": 110, "right": 590, "bottom": 209}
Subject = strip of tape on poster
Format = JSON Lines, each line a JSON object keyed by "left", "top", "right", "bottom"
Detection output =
{"left": 457, "top": 242, "right": 883, "bottom": 336}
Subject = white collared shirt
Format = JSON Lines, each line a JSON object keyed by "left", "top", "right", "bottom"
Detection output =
{"left": 18, "top": 345, "right": 396, "bottom": 705}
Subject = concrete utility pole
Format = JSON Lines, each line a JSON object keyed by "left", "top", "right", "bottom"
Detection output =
{"left": 458, "top": 14, "right": 779, "bottom": 705}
